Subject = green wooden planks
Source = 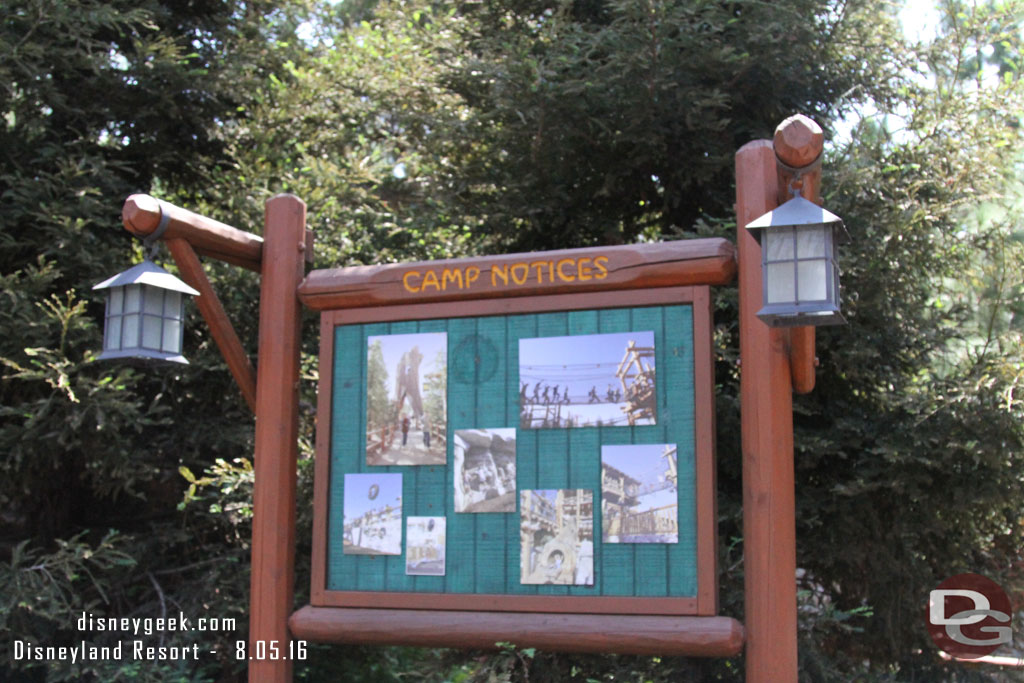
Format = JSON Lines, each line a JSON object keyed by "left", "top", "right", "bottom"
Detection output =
{"left": 326, "top": 305, "right": 698, "bottom": 599}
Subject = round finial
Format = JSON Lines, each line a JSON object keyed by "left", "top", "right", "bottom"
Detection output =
{"left": 773, "top": 115, "right": 823, "bottom": 169}
{"left": 122, "top": 194, "right": 162, "bottom": 236}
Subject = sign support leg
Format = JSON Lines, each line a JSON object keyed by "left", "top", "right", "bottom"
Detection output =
{"left": 250, "top": 194, "right": 307, "bottom": 683}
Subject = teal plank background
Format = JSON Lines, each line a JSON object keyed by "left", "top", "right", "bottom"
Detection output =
{"left": 326, "top": 305, "right": 698, "bottom": 598}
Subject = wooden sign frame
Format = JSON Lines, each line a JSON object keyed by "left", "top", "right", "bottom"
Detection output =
{"left": 291, "top": 239, "right": 744, "bottom": 655}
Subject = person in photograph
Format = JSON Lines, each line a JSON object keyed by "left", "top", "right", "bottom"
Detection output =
{"left": 520, "top": 489, "right": 593, "bottom": 585}
{"left": 519, "top": 331, "right": 656, "bottom": 429}
{"left": 453, "top": 429, "right": 516, "bottom": 513}
{"left": 366, "top": 332, "right": 447, "bottom": 466}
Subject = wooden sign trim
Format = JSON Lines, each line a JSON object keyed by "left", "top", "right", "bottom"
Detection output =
{"left": 298, "top": 238, "right": 735, "bottom": 310}
{"left": 309, "top": 284, "right": 718, "bottom": 616}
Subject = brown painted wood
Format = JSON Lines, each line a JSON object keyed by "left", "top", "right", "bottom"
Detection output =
{"left": 298, "top": 238, "right": 735, "bottom": 311}
{"left": 250, "top": 195, "right": 307, "bottom": 683}
{"left": 165, "top": 238, "right": 258, "bottom": 412}
{"left": 316, "top": 284, "right": 706, "bottom": 326}
{"left": 788, "top": 327, "right": 816, "bottom": 394}
{"left": 309, "top": 284, "right": 719, "bottom": 621}
{"left": 309, "top": 313, "right": 334, "bottom": 608}
{"left": 736, "top": 140, "right": 798, "bottom": 681}
{"left": 289, "top": 606, "right": 744, "bottom": 657}
{"left": 773, "top": 115, "right": 824, "bottom": 395}
{"left": 313, "top": 591, "right": 698, "bottom": 615}
{"left": 692, "top": 286, "right": 719, "bottom": 615}
{"left": 122, "top": 194, "right": 263, "bottom": 272}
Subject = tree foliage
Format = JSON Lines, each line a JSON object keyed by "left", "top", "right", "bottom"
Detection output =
{"left": 2, "top": 0, "right": 1022, "bottom": 680}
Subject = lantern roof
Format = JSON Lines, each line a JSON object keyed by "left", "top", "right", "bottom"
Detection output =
{"left": 93, "top": 260, "right": 199, "bottom": 296}
{"left": 745, "top": 195, "right": 850, "bottom": 243}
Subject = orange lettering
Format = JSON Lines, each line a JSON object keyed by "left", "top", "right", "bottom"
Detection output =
{"left": 578, "top": 257, "right": 593, "bottom": 281}
{"left": 466, "top": 266, "right": 480, "bottom": 288}
{"left": 421, "top": 270, "right": 440, "bottom": 291}
{"left": 402, "top": 270, "right": 421, "bottom": 293}
{"left": 492, "top": 264, "right": 509, "bottom": 286}
{"left": 593, "top": 255, "right": 609, "bottom": 279}
{"left": 531, "top": 261, "right": 547, "bottom": 283}
{"left": 510, "top": 263, "right": 529, "bottom": 285}
{"left": 442, "top": 268, "right": 464, "bottom": 290}
{"left": 557, "top": 258, "right": 576, "bottom": 282}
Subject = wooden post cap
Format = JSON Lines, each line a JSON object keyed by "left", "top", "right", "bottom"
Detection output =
{"left": 122, "top": 194, "right": 162, "bottom": 236}
{"left": 773, "top": 115, "right": 823, "bottom": 169}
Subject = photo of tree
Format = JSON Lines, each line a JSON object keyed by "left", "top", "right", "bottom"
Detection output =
{"left": 518, "top": 331, "right": 656, "bottom": 428}
{"left": 520, "top": 489, "right": 594, "bottom": 586}
{"left": 405, "top": 516, "right": 446, "bottom": 576}
{"left": 366, "top": 332, "right": 447, "bottom": 465}
{"left": 601, "top": 444, "right": 678, "bottom": 543}
{"left": 453, "top": 429, "right": 516, "bottom": 513}
{"left": 343, "top": 473, "right": 402, "bottom": 555}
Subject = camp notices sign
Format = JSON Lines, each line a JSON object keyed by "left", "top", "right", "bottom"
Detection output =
{"left": 299, "top": 240, "right": 729, "bottom": 617}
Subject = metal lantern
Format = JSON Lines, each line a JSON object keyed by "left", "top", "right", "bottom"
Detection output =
{"left": 744, "top": 194, "right": 849, "bottom": 327}
{"left": 93, "top": 260, "right": 199, "bottom": 363}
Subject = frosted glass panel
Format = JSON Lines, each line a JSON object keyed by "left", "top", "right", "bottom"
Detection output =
{"left": 105, "top": 316, "right": 122, "bottom": 350}
{"left": 124, "top": 285, "right": 141, "bottom": 313}
{"left": 765, "top": 228, "right": 794, "bottom": 261}
{"left": 796, "top": 226, "right": 826, "bottom": 258}
{"left": 165, "top": 291, "right": 182, "bottom": 320}
{"left": 142, "top": 315, "right": 162, "bottom": 349}
{"left": 109, "top": 288, "right": 123, "bottom": 314}
{"left": 144, "top": 286, "right": 164, "bottom": 314}
{"left": 797, "top": 260, "right": 827, "bottom": 301}
{"left": 162, "top": 319, "right": 181, "bottom": 353}
{"left": 122, "top": 314, "right": 140, "bottom": 347}
{"left": 766, "top": 263, "right": 795, "bottom": 303}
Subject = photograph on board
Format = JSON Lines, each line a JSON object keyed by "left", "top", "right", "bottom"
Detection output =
{"left": 453, "top": 428, "right": 517, "bottom": 513}
{"left": 601, "top": 443, "right": 679, "bottom": 544}
{"left": 366, "top": 331, "right": 447, "bottom": 466}
{"left": 343, "top": 473, "right": 402, "bottom": 555}
{"left": 520, "top": 489, "right": 594, "bottom": 585}
{"left": 405, "top": 516, "right": 446, "bottom": 576}
{"left": 518, "top": 331, "right": 656, "bottom": 429}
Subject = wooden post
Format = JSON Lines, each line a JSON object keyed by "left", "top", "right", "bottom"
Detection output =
{"left": 165, "top": 238, "right": 258, "bottom": 412}
{"left": 250, "top": 195, "right": 307, "bottom": 683}
{"left": 736, "top": 114, "right": 824, "bottom": 682}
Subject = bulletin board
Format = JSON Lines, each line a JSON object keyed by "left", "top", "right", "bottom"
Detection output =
{"left": 309, "top": 283, "right": 718, "bottom": 617}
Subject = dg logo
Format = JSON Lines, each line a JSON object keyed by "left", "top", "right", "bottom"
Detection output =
{"left": 926, "top": 573, "right": 1013, "bottom": 659}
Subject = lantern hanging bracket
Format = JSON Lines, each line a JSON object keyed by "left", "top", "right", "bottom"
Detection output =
{"left": 776, "top": 151, "right": 821, "bottom": 197}
{"left": 142, "top": 201, "right": 172, "bottom": 260}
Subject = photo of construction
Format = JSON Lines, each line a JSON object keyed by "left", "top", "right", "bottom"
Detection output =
{"left": 405, "top": 516, "right": 446, "bottom": 576}
{"left": 519, "top": 489, "right": 594, "bottom": 585}
{"left": 601, "top": 443, "right": 678, "bottom": 543}
{"left": 342, "top": 473, "right": 403, "bottom": 555}
{"left": 518, "top": 331, "right": 656, "bottom": 429}
{"left": 453, "top": 428, "right": 517, "bottom": 513}
{"left": 366, "top": 332, "right": 447, "bottom": 466}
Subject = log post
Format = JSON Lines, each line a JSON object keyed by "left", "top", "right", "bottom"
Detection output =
{"left": 249, "top": 195, "right": 307, "bottom": 683}
{"left": 773, "top": 116, "right": 823, "bottom": 394}
{"left": 736, "top": 113, "right": 824, "bottom": 682}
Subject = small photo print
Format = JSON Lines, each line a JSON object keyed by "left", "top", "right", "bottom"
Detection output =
{"left": 519, "top": 331, "right": 656, "bottom": 429}
{"left": 453, "top": 428, "right": 517, "bottom": 513}
{"left": 520, "top": 489, "right": 594, "bottom": 586}
{"left": 343, "top": 473, "right": 402, "bottom": 555}
{"left": 366, "top": 332, "right": 447, "bottom": 466}
{"left": 405, "top": 516, "right": 446, "bottom": 576}
{"left": 601, "top": 443, "right": 679, "bottom": 544}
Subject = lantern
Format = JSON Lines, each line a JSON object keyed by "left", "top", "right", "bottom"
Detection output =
{"left": 744, "top": 193, "right": 849, "bottom": 327}
{"left": 93, "top": 260, "right": 199, "bottom": 363}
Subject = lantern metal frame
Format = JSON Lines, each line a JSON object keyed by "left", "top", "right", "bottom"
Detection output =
{"left": 93, "top": 258, "right": 199, "bottom": 363}
{"left": 744, "top": 193, "right": 849, "bottom": 328}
